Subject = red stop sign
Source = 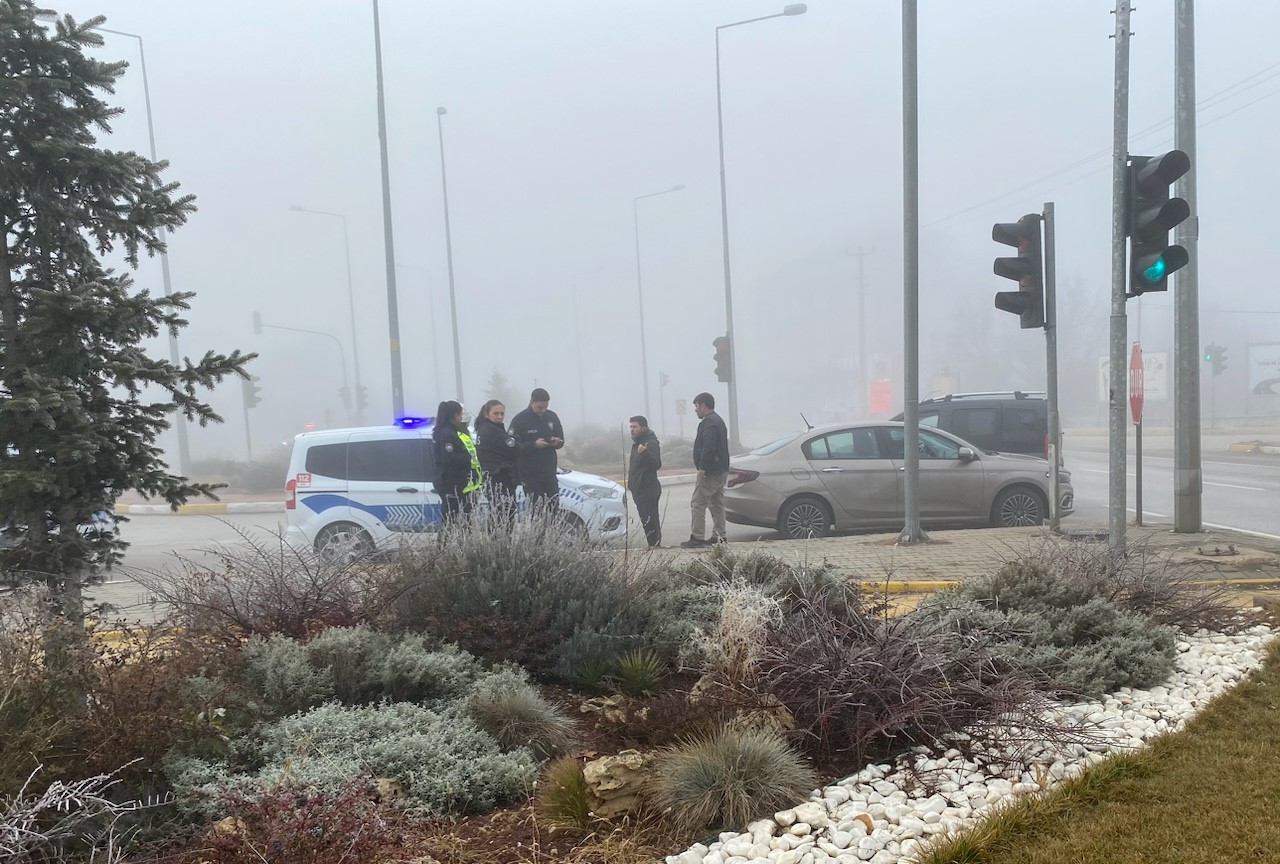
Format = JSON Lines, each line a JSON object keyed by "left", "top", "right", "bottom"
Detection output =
{"left": 1129, "top": 342, "right": 1144, "bottom": 424}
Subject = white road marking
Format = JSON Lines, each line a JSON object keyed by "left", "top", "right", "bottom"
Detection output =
{"left": 1203, "top": 523, "right": 1280, "bottom": 542}
{"left": 1203, "top": 481, "right": 1266, "bottom": 492}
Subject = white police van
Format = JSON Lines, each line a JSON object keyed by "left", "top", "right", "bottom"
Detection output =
{"left": 282, "top": 419, "right": 627, "bottom": 556}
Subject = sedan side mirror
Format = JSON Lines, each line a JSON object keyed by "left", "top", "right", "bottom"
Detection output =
{"left": 958, "top": 446, "right": 977, "bottom": 462}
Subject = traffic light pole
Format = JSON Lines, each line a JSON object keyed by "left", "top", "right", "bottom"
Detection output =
{"left": 1107, "top": 0, "right": 1133, "bottom": 551}
{"left": 898, "top": 0, "right": 927, "bottom": 545}
{"left": 1043, "top": 202, "right": 1062, "bottom": 531}
{"left": 1173, "top": 0, "right": 1203, "bottom": 532}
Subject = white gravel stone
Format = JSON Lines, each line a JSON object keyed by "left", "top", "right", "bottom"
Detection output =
{"left": 667, "top": 628, "right": 1273, "bottom": 864}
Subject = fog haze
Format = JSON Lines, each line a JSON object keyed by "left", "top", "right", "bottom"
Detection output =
{"left": 58, "top": 0, "right": 1280, "bottom": 459}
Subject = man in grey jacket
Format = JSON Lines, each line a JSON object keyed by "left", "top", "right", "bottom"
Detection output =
{"left": 682, "top": 392, "right": 729, "bottom": 548}
{"left": 628, "top": 415, "right": 662, "bottom": 547}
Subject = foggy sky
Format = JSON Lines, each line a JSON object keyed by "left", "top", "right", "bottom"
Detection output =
{"left": 49, "top": 0, "right": 1280, "bottom": 459}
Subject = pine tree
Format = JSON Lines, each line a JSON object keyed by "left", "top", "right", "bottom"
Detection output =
{"left": 0, "top": 4, "right": 253, "bottom": 620}
{"left": 483, "top": 368, "right": 518, "bottom": 410}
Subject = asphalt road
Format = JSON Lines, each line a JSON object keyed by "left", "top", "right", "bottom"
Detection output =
{"left": 93, "top": 485, "right": 776, "bottom": 621}
{"left": 91, "top": 441, "right": 1280, "bottom": 621}
{"left": 1063, "top": 446, "right": 1280, "bottom": 538}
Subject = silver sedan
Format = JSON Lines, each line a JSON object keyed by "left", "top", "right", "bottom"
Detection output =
{"left": 724, "top": 422, "right": 1073, "bottom": 539}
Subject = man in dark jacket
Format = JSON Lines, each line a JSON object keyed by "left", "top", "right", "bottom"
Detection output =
{"left": 682, "top": 391, "right": 729, "bottom": 548}
{"left": 509, "top": 387, "right": 565, "bottom": 511}
{"left": 628, "top": 415, "right": 662, "bottom": 548}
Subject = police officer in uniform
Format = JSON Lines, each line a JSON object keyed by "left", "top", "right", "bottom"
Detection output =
{"left": 475, "top": 399, "right": 518, "bottom": 527}
{"left": 433, "top": 400, "right": 481, "bottom": 529}
{"left": 510, "top": 387, "right": 564, "bottom": 512}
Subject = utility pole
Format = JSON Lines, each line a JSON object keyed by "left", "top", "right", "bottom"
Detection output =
{"left": 436, "top": 107, "right": 464, "bottom": 403}
{"left": 1043, "top": 202, "right": 1062, "bottom": 531}
{"left": 372, "top": 0, "right": 405, "bottom": 417}
{"left": 1107, "top": 0, "right": 1134, "bottom": 551}
{"left": 1173, "top": 0, "right": 1203, "bottom": 532}
{"left": 848, "top": 247, "right": 874, "bottom": 416}
{"left": 898, "top": 0, "right": 927, "bottom": 544}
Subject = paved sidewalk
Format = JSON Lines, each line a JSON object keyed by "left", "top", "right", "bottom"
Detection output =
{"left": 658, "top": 522, "right": 1280, "bottom": 591}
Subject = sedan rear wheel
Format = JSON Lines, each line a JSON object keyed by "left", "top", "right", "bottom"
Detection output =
{"left": 992, "top": 486, "right": 1047, "bottom": 527}
{"left": 779, "top": 496, "right": 833, "bottom": 539}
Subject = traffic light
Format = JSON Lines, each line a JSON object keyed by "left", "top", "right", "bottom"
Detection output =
{"left": 252, "top": 311, "right": 263, "bottom": 335}
{"left": 992, "top": 213, "right": 1045, "bottom": 329}
{"left": 338, "top": 385, "right": 351, "bottom": 411}
{"left": 356, "top": 385, "right": 369, "bottom": 413}
{"left": 1203, "top": 343, "right": 1228, "bottom": 377}
{"left": 241, "top": 374, "right": 262, "bottom": 409}
{"left": 712, "top": 335, "right": 731, "bottom": 383}
{"left": 1127, "top": 150, "right": 1191, "bottom": 296}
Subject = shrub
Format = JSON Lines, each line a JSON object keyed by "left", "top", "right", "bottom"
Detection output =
{"left": 466, "top": 669, "right": 577, "bottom": 759}
{"left": 0, "top": 587, "right": 93, "bottom": 794}
{"left": 690, "top": 580, "right": 781, "bottom": 689}
{"left": 192, "top": 778, "right": 397, "bottom": 864}
{"left": 748, "top": 580, "right": 1072, "bottom": 768}
{"left": 130, "top": 532, "right": 389, "bottom": 644}
{"left": 303, "top": 626, "right": 392, "bottom": 705}
{"left": 375, "top": 512, "right": 706, "bottom": 680}
{"left": 167, "top": 702, "right": 537, "bottom": 819}
{"left": 533, "top": 757, "right": 591, "bottom": 831}
{"left": 0, "top": 762, "right": 179, "bottom": 864}
{"left": 646, "top": 727, "right": 817, "bottom": 834}
{"left": 918, "top": 559, "right": 1180, "bottom": 697}
{"left": 380, "top": 638, "right": 487, "bottom": 704}
{"left": 241, "top": 634, "right": 334, "bottom": 716}
{"left": 612, "top": 648, "right": 666, "bottom": 696}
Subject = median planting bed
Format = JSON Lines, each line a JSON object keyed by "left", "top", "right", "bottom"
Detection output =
{"left": 1, "top": 519, "right": 1268, "bottom": 864}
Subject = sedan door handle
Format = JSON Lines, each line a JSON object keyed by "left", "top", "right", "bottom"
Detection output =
{"left": 821, "top": 467, "right": 845, "bottom": 473}
{"left": 396, "top": 486, "right": 418, "bottom": 493}
{"left": 898, "top": 467, "right": 905, "bottom": 472}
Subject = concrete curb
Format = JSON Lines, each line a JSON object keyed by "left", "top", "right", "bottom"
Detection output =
{"left": 115, "top": 501, "right": 284, "bottom": 515}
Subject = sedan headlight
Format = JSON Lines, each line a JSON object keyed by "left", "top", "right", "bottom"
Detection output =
{"left": 578, "top": 484, "right": 619, "bottom": 500}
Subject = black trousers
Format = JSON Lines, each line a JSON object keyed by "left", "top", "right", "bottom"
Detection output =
{"left": 523, "top": 480, "right": 560, "bottom": 514}
{"left": 484, "top": 472, "right": 518, "bottom": 529}
{"left": 439, "top": 486, "right": 472, "bottom": 530}
{"left": 635, "top": 494, "right": 661, "bottom": 547}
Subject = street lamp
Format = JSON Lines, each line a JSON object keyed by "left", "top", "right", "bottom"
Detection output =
{"left": 435, "top": 106, "right": 464, "bottom": 402}
{"left": 289, "top": 205, "right": 364, "bottom": 422}
{"left": 715, "top": 3, "right": 806, "bottom": 447}
{"left": 372, "top": 0, "right": 405, "bottom": 417}
{"left": 633, "top": 184, "right": 685, "bottom": 421}
{"left": 95, "top": 26, "right": 191, "bottom": 476}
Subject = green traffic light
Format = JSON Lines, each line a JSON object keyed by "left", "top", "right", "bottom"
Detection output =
{"left": 1140, "top": 256, "right": 1167, "bottom": 283}
{"left": 1204, "top": 351, "right": 1212, "bottom": 361}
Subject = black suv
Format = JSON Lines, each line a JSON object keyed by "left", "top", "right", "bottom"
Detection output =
{"left": 893, "top": 391, "right": 1049, "bottom": 459}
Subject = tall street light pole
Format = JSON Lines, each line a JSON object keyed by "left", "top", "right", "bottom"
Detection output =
{"left": 715, "top": 3, "right": 807, "bottom": 449}
{"left": 633, "top": 184, "right": 685, "bottom": 421}
{"left": 436, "top": 107, "right": 464, "bottom": 402}
{"left": 289, "top": 206, "right": 364, "bottom": 422}
{"left": 97, "top": 27, "right": 191, "bottom": 476}
{"left": 372, "top": 0, "right": 405, "bottom": 417}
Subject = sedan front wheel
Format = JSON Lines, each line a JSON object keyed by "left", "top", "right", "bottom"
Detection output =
{"left": 991, "top": 486, "right": 1047, "bottom": 527}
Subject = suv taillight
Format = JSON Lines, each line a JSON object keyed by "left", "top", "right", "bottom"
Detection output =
{"left": 727, "top": 469, "right": 759, "bottom": 489}
{"left": 285, "top": 478, "right": 296, "bottom": 510}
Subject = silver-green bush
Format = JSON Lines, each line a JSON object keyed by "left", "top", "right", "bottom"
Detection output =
{"left": 241, "top": 634, "right": 334, "bottom": 716}
{"left": 167, "top": 702, "right": 536, "bottom": 818}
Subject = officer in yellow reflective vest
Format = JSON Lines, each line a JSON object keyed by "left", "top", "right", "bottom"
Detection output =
{"left": 432, "top": 400, "right": 480, "bottom": 528}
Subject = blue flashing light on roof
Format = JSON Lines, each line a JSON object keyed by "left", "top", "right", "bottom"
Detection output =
{"left": 396, "top": 417, "right": 433, "bottom": 429}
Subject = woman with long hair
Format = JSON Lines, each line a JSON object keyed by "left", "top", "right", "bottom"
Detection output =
{"left": 432, "top": 400, "right": 478, "bottom": 529}
{"left": 474, "top": 399, "right": 518, "bottom": 528}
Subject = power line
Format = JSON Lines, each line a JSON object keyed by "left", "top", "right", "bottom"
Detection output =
{"left": 925, "top": 61, "right": 1280, "bottom": 227}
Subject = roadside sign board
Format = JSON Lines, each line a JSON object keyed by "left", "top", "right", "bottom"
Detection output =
{"left": 675, "top": 399, "right": 687, "bottom": 417}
